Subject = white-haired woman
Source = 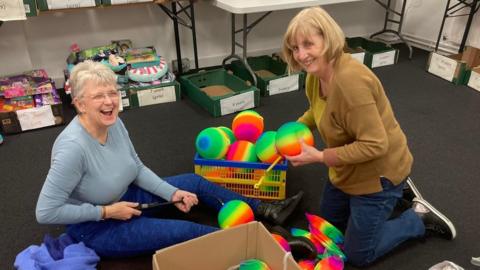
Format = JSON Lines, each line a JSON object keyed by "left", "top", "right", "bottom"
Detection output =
{"left": 281, "top": 7, "right": 456, "bottom": 266}
{"left": 36, "top": 60, "right": 303, "bottom": 257}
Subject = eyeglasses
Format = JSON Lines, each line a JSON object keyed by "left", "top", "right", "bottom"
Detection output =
{"left": 86, "top": 91, "right": 120, "bottom": 103}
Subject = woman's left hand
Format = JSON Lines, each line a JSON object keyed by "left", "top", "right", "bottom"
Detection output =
{"left": 285, "top": 140, "right": 324, "bottom": 166}
{"left": 171, "top": 190, "right": 198, "bottom": 213}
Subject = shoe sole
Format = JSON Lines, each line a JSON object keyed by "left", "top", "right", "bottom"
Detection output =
{"left": 407, "top": 177, "right": 423, "bottom": 199}
{"left": 274, "top": 191, "right": 304, "bottom": 225}
{"left": 413, "top": 197, "right": 456, "bottom": 239}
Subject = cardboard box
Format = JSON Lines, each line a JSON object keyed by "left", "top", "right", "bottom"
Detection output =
{"left": 467, "top": 67, "right": 480, "bottom": 92}
{"left": 23, "top": 0, "right": 37, "bottom": 16}
{"left": 179, "top": 68, "right": 260, "bottom": 117}
{"left": 427, "top": 46, "right": 480, "bottom": 85}
{"left": 102, "top": 0, "right": 152, "bottom": 5}
{"left": 0, "top": 104, "right": 64, "bottom": 134}
{"left": 230, "top": 55, "right": 305, "bottom": 96}
{"left": 344, "top": 45, "right": 366, "bottom": 64}
{"left": 346, "top": 37, "right": 399, "bottom": 68}
{"left": 152, "top": 221, "right": 300, "bottom": 270}
{"left": 36, "top": 0, "right": 101, "bottom": 11}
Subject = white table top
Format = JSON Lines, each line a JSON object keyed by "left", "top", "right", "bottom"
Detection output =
{"left": 210, "top": 0, "right": 364, "bottom": 14}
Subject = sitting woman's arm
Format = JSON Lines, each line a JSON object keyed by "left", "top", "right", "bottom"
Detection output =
{"left": 36, "top": 140, "right": 102, "bottom": 225}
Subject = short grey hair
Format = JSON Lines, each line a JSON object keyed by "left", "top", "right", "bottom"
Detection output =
{"left": 69, "top": 60, "right": 117, "bottom": 99}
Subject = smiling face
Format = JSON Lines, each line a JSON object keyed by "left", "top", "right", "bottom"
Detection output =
{"left": 76, "top": 80, "right": 119, "bottom": 131}
{"left": 291, "top": 31, "right": 328, "bottom": 77}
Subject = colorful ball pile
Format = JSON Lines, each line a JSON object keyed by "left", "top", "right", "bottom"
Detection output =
{"left": 218, "top": 126, "right": 236, "bottom": 144}
{"left": 275, "top": 122, "right": 314, "bottom": 156}
{"left": 218, "top": 200, "right": 254, "bottom": 229}
{"left": 195, "top": 127, "right": 230, "bottom": 159}
{"left": 239, "top": 259, "right": 271, "bottom": 270}
{"left": 255, "top": 131, "right": 282, "bottom": 163}
{"left": 232, "top": 110, "right": 264, "bottom": 143}
{"left": 226, "top": 140, "right": 257, "bottom": 162}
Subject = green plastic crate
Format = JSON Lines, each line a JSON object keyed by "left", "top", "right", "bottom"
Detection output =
{"left": 230, "top": 55, "right": 304, "bottom": 96}
{"left": 23, "top": 0, "right": 37, "bottom": 16}
{"left": 346, "top": 37, "right": 399, "bottom": 68}
{"left": 179, "top": 68, "right": 260, "bottom": 117}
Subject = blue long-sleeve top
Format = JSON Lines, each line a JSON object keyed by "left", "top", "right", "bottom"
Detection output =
{"left": 36, "top": 116, "right": 178, "bottom": 224}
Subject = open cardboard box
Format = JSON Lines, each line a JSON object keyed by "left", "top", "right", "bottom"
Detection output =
{"left": 427, "top": 46, "right": 480, "bottom": 85}
{"left": 153, "top": 221, "right": 300, "bottom": 270}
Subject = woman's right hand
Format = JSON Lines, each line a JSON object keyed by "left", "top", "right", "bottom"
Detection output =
{"left": 104, "top": 201, "right": 141, "bottom": 220}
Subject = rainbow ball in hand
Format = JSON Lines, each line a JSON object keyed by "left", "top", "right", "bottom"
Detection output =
{"left": 218, "top": 200, "right": 255, "bottom": 229}
{"left": 195, "top": 127, "right": 230, "bottom": 159}
{"left": 226, "top": 140, "right": 257, "bottom": 162}
{"left": 255, "top": 131, "right": 282, "bottom": 163}
{"left": 232, "top": 110, "right": 264, "bottom": 143}
{"left": 275, "top": 122, "right": 314, "bottom": 156}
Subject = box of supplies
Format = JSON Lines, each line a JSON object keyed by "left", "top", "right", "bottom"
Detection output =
{"left": 346, "top": 37, "right": 399, "bottom": 68}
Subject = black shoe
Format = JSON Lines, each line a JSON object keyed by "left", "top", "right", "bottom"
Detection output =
{"left": 413, "top": 197, "right": 456, "bottom": 240}
{"left": 403, "top": 177, "right": 423, "bottom": 201}
{"left": 256, "top": 191, "right": 304, "bottom": 225}
{"left": 269, "top": 225, "right": 317, "bottom": 261}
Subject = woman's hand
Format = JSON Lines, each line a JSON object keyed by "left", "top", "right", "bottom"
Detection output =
{"left": 171, "top": 190, "right": 198, "bottom": 213}
{"left": 285, "top": 140, "right": 324, "bottom": 166}
{"left": 104, "top": 201, "right": 141, "bottom": 220}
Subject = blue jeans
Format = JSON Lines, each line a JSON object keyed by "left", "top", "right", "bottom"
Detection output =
{"left": 320, "top": 178, "right": 425, "bottom": 267}
{"left": 66, "top": 173, "right": 260, "bottom": 257}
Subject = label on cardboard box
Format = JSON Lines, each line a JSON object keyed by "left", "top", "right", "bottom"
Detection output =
{"left": 350, "top": 52, "right": 365, "bottom": 64}
{"left": 428, "top": 53, "right": 457, "bottom": 82}
{"left": 372, "top": 50, "right": 396, "bottom": 68}
{"left": 0, "top": 0, "right": 27, "bottom": 21}
{"left": 268, "top": 74, "right": 299, "bottom": 96}
{"left": 467, "top": 70, "right": 480, "bottom": 92}
{"left": 46, "top": 0, "right": 96, "bottom": 9}
{"left": 109, "top": 0, "right": 151, "bottom": 4}
{"left": 16, "top": 105, "right": 55, "bottom": 131}
{"left": 137, "top": 86, "right": 176, "bottom": 107}
{"left": 220, "top": 91, "right": 255, "bottom": 116}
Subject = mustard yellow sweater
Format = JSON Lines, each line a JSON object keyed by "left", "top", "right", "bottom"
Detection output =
{"left": 298, "top": 53, "right": 413, "bottom": 195}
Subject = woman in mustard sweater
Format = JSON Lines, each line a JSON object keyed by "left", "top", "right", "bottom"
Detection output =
{"left": 281, "top": 7, "right": 456, "bottom": 267}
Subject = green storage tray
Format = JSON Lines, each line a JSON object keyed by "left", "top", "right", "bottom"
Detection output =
{"left": 230, "top": 55, "right": 304, "bottom": 96}
{"left": 346, "top": 37, "right": 399, "bottom": 68}
{"left": 179, "top": 68, "right": 260, "bottom": 117}
{"left": 23, "top": 0, "right": 37, "bottom": 16}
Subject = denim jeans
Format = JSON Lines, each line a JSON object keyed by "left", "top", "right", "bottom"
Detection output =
{"left": 66, "top": 173, "right": 260, "bottom": 257}
{"left": 320, "top": 178, "right": 425, "bottom": 267}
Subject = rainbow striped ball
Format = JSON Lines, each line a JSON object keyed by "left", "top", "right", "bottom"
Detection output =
{"left": 239, "top": 259, "right": 271, "bottom": 270}
{"left": 226, "top": 140, "right": 257, "bottom": 162}
{"left": 218, "top": 200, "right": 255, "bottom": 229}
{"left": 271, "top": 233, "right": 291, "bottom": 252}
{"left": 276, "top": 122, "right": 314, "bottom": 156}
{"left": 232, "top": 110, "right": 264, "bottom": 143}
{"left": 255, "top": 131, "right": 282, "bottom": 163}
{"left": 195, "top": 127, "right": 230, "bottom": 159}
{"left": 218, "top": 126, "right": 236, "bottom": 144}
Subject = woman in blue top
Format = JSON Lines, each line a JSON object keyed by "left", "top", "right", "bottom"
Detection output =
{"left": 36, "top": 60, "right": 303, "bottom": 257}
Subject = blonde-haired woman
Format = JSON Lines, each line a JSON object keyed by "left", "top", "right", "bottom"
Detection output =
{"left": 36, "top": 60, "right": 303, "bottom": 258}
{"left": 282, "top": 7, "right": 455, "bottom": 266}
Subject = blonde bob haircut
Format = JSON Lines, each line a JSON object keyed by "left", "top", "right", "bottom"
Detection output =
{"left": 69, "top": 60, "right": 117, "bottom": 100}
{"left": 282, "top": 7, "right": 345, "bottom": 72}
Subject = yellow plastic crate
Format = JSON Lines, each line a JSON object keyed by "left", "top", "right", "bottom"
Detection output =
{"left": 194, "top": 154, "right": 287, "bottom": 200}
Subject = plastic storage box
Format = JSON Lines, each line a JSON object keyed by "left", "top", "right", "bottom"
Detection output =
{"left": 194, "top": 154, "right": 287, "bottom": 200}
{"left": 179, "top": 69, "right": 260, "bottom": 117}
{"left": 230, "top": 55, "right": 304, "bottom": 96}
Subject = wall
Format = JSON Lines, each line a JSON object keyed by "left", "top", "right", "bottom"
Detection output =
{"left": 0, "top": 1, "right": 385, "bottom": 84}
{"left": 400, "top": 0, "right": 480, "bottom": 53}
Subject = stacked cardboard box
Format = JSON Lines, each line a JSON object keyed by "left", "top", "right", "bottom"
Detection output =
{"left": 0, "top": 70, "right": 63, "bottom": 134}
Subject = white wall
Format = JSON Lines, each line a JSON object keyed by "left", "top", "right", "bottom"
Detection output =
{"left": 400, "top": 0, "right": 480, "bottom": 52}
{"left": 0, "top": 1, "right": 386, "bottom": 84}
